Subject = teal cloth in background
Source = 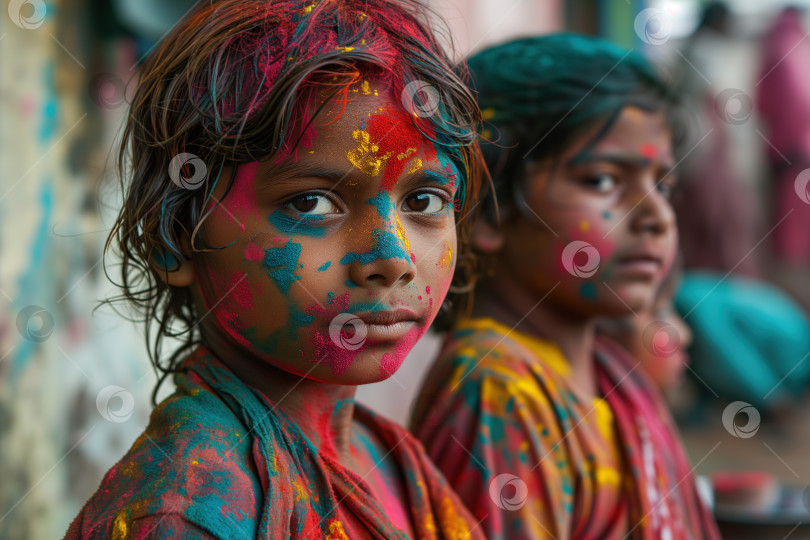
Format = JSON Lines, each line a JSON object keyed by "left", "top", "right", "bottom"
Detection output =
{"left": 676, "top": 271, "right": 810, "bottom": 409}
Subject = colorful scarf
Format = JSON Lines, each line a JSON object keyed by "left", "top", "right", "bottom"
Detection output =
{"left": 64, "top": 346, "right": 481, "bottom": 539}
{"left": 411, "top": 318, "right": 720, "bottom": 539}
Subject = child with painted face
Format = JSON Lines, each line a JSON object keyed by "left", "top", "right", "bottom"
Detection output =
{"left": 410, "top": 35, "right": 720, "bottom": 539}
{"left": 65, "top": 1, "right": 487, "bottom": 538}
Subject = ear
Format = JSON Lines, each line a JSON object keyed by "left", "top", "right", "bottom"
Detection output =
{"left": 151, "top": 242, "right": 195, "bottom": 287}
{"left": 472, "top": 219, "right": 505, "bottom": 254}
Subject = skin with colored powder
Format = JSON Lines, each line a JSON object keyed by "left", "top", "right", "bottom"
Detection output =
{"left": 182, "top": 87, "right": 463, "bottom": 536}
{"left": 410, "top": 34, "right": 720, "bottom": 540}
{"left": 67, "top": 1, "right": 487, "bottom": 538}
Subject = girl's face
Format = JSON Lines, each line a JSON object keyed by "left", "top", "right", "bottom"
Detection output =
{"left": 489, "top": 106, "right": 677, "bottom": 318}
{"left": 187, "top": 84, "right": 459, "bottom": 384}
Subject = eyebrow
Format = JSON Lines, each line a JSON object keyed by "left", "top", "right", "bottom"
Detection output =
{"left": 256, "top": 162, "right": 457, "bottom": 191}
{"left": 569, "top": 151, "right": 675, "bottom": 169}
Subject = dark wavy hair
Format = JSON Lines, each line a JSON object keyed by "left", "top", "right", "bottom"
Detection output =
{"left": 467, "top": 33, "right": 684, "bottom": 224}
{"left": 100, "top": 0, "right": 487, "bottom": 403}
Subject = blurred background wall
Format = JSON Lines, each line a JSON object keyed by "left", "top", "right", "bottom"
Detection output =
{"left": 2, "top": 1, "right": 810, "bottom": 538}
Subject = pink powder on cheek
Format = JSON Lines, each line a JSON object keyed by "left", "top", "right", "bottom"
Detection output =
{"left": 378, "top": 320, "right": 424, "bottom": 379}
{"left": 230, "top": 271, "right": 254, "bottom": 310}
{"left": 245, "top": 243, "right": 264, "bottom": 262}
{"left": 426, "top": 285, "right": 430, "bottom": 294}
{"left": 311, "top": 330, "right": 365, "bottom": 376}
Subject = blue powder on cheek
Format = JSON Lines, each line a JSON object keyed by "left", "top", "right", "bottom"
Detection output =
{"left": 345, "top": 280, "right": 357, "bottom": 288}
{"left": 263, "top": 240, "right": 303, "bottom": 294}
{"left": 317, "top": 261, "right": 331, "bottom": 271}
{"left": 269, "top": 209, "right": 326, "bottom": 237}
{"left": 339, "top": 229, "right": 408, "bottom": 265}
{"left": 602, "top": 211, "right": 612, "bottom": 220}
{"left": 327, "top": 292, "right": 336, "bottom": 304}
{"left": 288, "top": 307, "right": 315, "bottom": 339}
{"left": 580, "top": 282, "right": 597, "bottom": 300}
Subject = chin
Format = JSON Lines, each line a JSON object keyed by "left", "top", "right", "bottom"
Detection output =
{"left": 298, "top": 338, "right": 412, "bottom": 385}
{"left": 603, "top": 282, "right": 656, "bottom": 312}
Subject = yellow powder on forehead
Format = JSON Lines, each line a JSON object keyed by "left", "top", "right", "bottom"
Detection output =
{"left": 397, "top": 147, "right": 417, "bottom": 161}
{"left": 346, "top": 129, "right": 390, "bottom": 176}
{"left": 407, "top": 158, "right": 423, "bottom": 174}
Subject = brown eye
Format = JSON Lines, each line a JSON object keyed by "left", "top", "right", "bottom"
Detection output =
{"left": 581, "top": 173, "right": 617, "bottom": 193}
{"left": 404, "top": 192, "right": 446, "bottom": 214}
{"left": 285, "top": 193, "right": 338, "bottom": 215}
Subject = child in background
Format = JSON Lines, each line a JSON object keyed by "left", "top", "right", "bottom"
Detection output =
{"left": 66, "top": 1, "right": 487, "bottom": 538}
{"left": 411, "top": 35, "right": 720, "bottom": 539}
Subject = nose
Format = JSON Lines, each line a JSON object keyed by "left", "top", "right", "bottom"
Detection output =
{"left": 629, "top": 179, "right": 675, "bottom": 236}
{"left": 343, "top": 200, "right": 416, "bottom": 288}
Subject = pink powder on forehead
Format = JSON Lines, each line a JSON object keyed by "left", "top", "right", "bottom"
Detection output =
{"left": 364, "top": 108, "right": 438, "bottom": 191}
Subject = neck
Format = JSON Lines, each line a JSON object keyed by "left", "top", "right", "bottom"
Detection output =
{"left": 198, "top": 325, "right": 357, "bottom": 463}
{"left": 472, "top": 262, "right": 598, "bottom": 398}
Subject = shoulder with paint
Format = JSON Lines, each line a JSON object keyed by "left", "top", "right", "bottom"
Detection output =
{"left": 440, "top": 317, "right": 571, "bottom": 387}
{"left": 67, "top": 379, "right": 262, "bottom": 539}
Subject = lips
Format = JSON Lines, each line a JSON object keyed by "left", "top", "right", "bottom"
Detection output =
{"left": 352, "top": 309, "right": 422, "bottom": 342}
{"left": 615, "top": 250, "right": 665, "bottom": 276}
{"left": 354, "top": 309, "right": 420, "bottom": 326}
